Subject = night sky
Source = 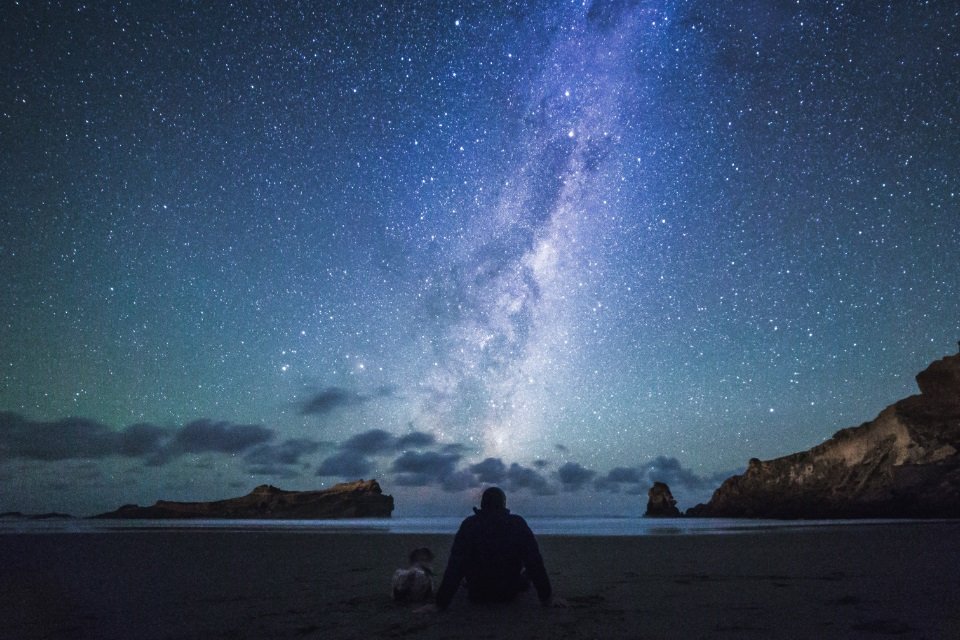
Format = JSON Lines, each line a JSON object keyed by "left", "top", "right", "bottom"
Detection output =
{"left": 2, "top": 1, "right": 958, "bottom": 517}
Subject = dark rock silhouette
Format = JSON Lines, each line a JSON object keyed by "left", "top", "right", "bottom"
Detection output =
{"left": 644, "top": 482, "right": 681, "bottom": 517}
{"left": 688, "top": 353, "right": 960, "bottom": 519}
{"left": 94, "top": 479, "right": 393, "bottom": 519}
{"left": 0, "top": 512, "right": 74, "bottom": 520}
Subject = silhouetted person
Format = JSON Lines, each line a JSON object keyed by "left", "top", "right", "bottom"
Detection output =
{"left": 428, "top": 487, "right": 554, "bottom": 611}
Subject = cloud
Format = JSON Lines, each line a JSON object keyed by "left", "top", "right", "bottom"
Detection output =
{"left": 116, "top": 423, "right": 169, "bottom": 457}
{"left": 0, "top": 412, "right": 162, "bottom": 461}
{"left": 299, "top": 387, "right": 365, "bottom": 415}
{"left": 168, "top": 419, "right": 272, "bottom": 455}
{"left": 382, "top": 454, "right": 560, "bottom": 496}
{"left": 440, "top": 443, "right": 469, "bottom": 455}
{"left": 594, "top": 456, "right": 727, "bottom": 493}
{"left": 642, "top": 456, "right": 714, "bottom": 490}
{"left": 391, "top": 451, "right": 462, "bottom": 487}
{"left": 624, "top": 483, "right": 648, "bottom": 496}
{"left": 469, "top": 457, "right": 507, "bottom": 484}
{"left": 605, "top": 466, "right": 642, "bottom": 483}
{"left": 1, "top": 410, "right": 731, "bottom": 509}
{"left": 341, "top": 429, "right": 397, "bottom": 454}
{"left": 506, "top": 462, "right": 555, "bottom": 495}
{"left": 441, "top": 469, "right": 480, "bottom": 492}
{"left": 392, "top": 451, "right": 462, "bottom": 475}
{"left": 336, "top": 429, "right": 438, "bottom": 455}
{"left": 396, "top": 431, "right": 436, "bottom": 450}
{"left": 315, "top": 450, "right": 372, "bottom": 478}
{"left": 313, "top": 428, "right": 446, "bottom": 481}
{"left": 556, "top": 461, "right": 595, "bottom": 491}
{"left": 0, "top": 412, "right": 272, "bottom": 465}
{"left": 244, "top": 438, "right": 323, "bottom": 466}
{"left": 299, "top": 385, "right": 397, "bottom": 416}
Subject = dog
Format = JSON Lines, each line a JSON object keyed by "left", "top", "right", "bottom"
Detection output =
{"left": 391, "top": 547, "right": 435, "bottom": 603}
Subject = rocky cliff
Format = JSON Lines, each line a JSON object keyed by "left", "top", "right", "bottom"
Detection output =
{"left": 94, "top": 479, "right": 394, "bottom": 519}
{"left": 688, "top": 353, "right": 960, "bottom": 519}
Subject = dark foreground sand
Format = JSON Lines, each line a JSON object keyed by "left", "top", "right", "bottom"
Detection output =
{"left": 2, "top": 522, "right": 959, "bottom": 639}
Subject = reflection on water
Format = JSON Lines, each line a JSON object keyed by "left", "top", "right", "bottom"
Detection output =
{"left": 0, "top": 515, "right": 935, "bottom": 536}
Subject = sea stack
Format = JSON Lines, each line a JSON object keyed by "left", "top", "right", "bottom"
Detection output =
{"left": 644, "top": 481, "right": 681, "bottom": 517}
{"left": 688, "top": 353, "right": 960, "bottom": 519}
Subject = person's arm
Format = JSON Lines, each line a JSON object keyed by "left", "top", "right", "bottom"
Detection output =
{"left": 433, "top": 520, "right": 470, "bottom": 610}
{"left": 517, "top": 518, "right": 552, "bottom": 604}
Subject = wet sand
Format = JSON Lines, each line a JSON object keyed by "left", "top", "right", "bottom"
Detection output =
{"left": 2, "top": 522, "right": 959, "bottom": 639}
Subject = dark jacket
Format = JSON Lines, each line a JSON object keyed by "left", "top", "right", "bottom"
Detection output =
{"left": 434, "top": 507, "right": 551, "bottom": 609}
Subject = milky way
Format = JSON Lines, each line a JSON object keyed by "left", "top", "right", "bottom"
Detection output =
{"left": 1, "top": 1, "right": 958, "bottom": 515}
{"left": 418, "top": 5, "right": 640, "bottom": 457}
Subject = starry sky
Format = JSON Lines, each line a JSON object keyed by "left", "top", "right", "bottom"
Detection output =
{"left": 1, "top": 1, "right": 958, "bottom": 517}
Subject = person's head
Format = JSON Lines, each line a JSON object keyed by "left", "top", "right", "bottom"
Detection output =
{"left": 480, "top": 486, "right": 507, "bottom": 511}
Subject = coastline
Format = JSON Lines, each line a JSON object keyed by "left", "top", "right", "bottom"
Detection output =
{"left": 4, "top": 514, "right": 953, "bottom": 536}
{"left": 2, "top": 521, "right": 958, "bottom": 639}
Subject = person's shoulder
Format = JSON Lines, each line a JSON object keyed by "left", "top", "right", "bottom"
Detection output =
{"left": 506, "top": 513, "right": 533, "bottom": 529}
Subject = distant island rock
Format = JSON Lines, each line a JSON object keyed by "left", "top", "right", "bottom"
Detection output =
{"left": 94, "top": 479, "right": 394, "bottom": 519}
{"left": 688, "top": 353, "right": 960, "bottom": 519}
{"left": 644, "top": 482, "right": 681, "bottom": 517}
{"left": 0, "top": 512, "right": 74, "bottom": 520}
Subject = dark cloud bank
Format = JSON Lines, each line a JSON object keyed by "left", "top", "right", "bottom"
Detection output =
{"left": 314, "top": 429, "right": 728, "bottom": 499}
{"left": 1, "top": 412, "right": 730, "bottom": 510}
{"left": 0, "top": 411, "right": 321, "bottom": 470}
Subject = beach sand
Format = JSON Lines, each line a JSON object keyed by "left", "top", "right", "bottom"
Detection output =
{"left": 2, "top": 522, "right": 958, "bottom": 639}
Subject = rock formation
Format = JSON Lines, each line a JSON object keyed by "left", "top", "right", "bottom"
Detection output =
{"left": 688, "top": 353, "right": 960, "bottom": 519}
{"left": 94, "top": 479, "right": 394, "bottom": 519}
{"left": 0, "top": 512, "right": 74, "bottom": 520}
{"left": 644, "top": 482, "right": 681, "bottom": 517}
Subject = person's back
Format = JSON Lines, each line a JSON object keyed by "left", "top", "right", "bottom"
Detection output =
{"left": 434, "top": 487, "right": 552, "bottom": 610}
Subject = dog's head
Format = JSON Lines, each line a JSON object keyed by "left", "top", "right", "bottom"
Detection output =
{"left": 408, "top": 547, "right": 434, "bottom": 566}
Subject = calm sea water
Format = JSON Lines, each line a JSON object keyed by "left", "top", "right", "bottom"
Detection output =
{"left": 0, "top": 516, "right": 927, "bottom": 536}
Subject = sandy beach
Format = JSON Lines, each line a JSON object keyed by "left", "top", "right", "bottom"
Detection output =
{"left": 2, "top": 522, "right": 958, "bottom": 639}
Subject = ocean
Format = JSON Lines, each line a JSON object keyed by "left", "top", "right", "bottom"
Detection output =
{"left": 0, "top": 515, "right": 929, "bottom": 536}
